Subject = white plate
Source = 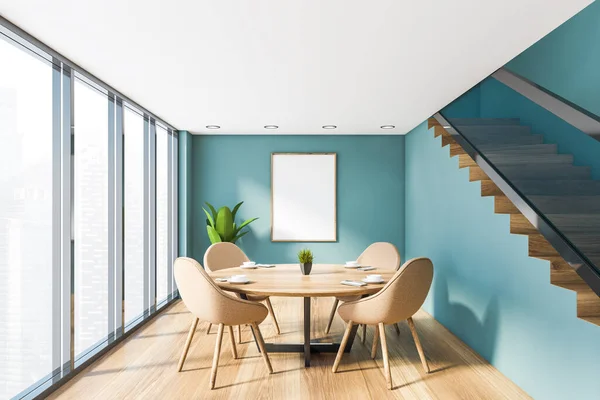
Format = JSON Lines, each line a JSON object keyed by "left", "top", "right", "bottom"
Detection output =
{"left": 362, "top": 278, "right": 384, "bottom": 284}
{"left": 240, "top": 265, "right": 258, "bottom": 269}
{"left": 344, "top": 264, "right": 361, "bottom": 268}
{"left": 229, "top": 279, "right": 250, "bottom": 284}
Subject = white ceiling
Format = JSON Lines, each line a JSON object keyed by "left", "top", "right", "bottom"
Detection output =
{"left": 0, "top": 0, "right": 592, "bottom": 134}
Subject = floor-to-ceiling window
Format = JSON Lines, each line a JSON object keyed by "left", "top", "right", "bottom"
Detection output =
{"left": 156, "top": 124, "right": 170, "bottom": 304}
{"left": 73, "top": 77, "right": 110, "bottom": 357}
{"left": 0, "top": 29, "right": 54, "bottom": 400}
{"left": 123, "top": 106, "right": 146, "bottom": 325}
{"left": 0, "top": 20, "right": 179, "bottom": 399}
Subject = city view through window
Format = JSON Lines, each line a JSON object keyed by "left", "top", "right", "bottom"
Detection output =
{"left": 0, "top": 28, "right": 178, "bottom": 399}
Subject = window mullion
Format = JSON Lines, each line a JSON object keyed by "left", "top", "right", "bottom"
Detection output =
{"left": 115, "top": 98, "right": 124, "bottom": 336}
{"left": 107, "top": 94, "right": 116, "bottom": 337}
{"left": 149, "top": 119, "right": 157, "bottom": 312}
{"left": 61, "top": 64, "right": 75, "bottom": 373}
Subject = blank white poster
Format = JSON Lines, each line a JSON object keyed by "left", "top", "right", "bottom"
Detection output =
{"left": 271, "top": 153, "right": 337, "bottom": 242}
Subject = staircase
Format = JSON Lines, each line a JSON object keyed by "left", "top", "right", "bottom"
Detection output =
{"left": 428, "top": 117, "right": 600, "bottom": 326}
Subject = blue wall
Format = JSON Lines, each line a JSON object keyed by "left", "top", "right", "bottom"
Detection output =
{"left": 189, "top": 135, "right": 405, "bottom": 264}
{"left": 405, "top": 122, "right": 600, "bottom": 400}
{"left": 507, "top": 0, "right": 600, "bottom": 117}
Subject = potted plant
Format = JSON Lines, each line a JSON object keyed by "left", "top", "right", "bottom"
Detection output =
{"left": 297, "top": 249, "right": 314, "bottom": 275}
{"left": 203, "top": 201, "right": 259, "bottom": 244}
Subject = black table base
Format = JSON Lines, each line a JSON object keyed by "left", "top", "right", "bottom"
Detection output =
{"left": 241, "top": 295, "right": 359, "bottom": 367}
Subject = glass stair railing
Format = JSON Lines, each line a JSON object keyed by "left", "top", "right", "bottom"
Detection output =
{"left": 434, "top": 67, "right": 600, "bottom": 302}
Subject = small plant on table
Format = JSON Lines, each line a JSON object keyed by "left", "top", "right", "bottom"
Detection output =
{"left": 298, "top": 249, "right": 314, "bottom": 275}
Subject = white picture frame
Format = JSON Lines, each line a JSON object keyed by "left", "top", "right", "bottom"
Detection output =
{"left": 271, "top": 153, "right": 337, "bottom": 242}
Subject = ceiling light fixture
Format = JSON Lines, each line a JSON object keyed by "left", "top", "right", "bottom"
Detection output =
{"left": 380, "top": 125, "right": 395, "bottom": 129}
{"left": 264, "top": 125, "right": 279, "bottom": 129}
{"left": 206, "top": 125, "right": 220, "bottom": 129}
{"left": 322, "top": 125, "right": 337, "bottom": 129}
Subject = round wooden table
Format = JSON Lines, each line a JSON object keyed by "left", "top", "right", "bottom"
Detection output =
{"left": 210, "top": 264, "right": 394, "bottom": 366}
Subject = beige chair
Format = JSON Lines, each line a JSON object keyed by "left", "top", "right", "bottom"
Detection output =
{"left": 174, "top": 257, "right": 273, "bottom": 389}
{"left": 325, "top": 242, "right": 401, "bottom": 339}
{"left": 203, "top": 242, "right": 281, "bottom": 341}
{"left": 332, "top": 257, "right": 433, "bottom": 390}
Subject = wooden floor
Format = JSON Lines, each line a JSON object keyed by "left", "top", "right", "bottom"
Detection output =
{"left": 50, "top": 297, "right": 529, "bottom": 399}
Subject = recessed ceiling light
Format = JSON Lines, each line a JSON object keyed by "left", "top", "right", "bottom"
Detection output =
{"left": 264, "top": 125, "right": 279, "bottom": 129}
{"left": 322, "top": 125, "right": 337, "bottom": 129}
{"left": 380, "top": 125, "right": 395, "bottom": 129}
{"left": 206, "top": 125, "right": 220, "bottom": 129}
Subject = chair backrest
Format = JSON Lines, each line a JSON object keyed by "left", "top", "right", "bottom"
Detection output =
{"left": 203, "top": 242, "right": 249, "bottom": 272}
{"left": 359, "top": 257, "right": 433, "bottom": 324}
{"left": 174, "top": 257, "right": 237, "bottom": 322}
{"left": 357, "top": 242, "right": 401, "bottom": 271}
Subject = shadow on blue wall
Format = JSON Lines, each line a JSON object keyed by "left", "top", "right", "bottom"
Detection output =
{"left": 434, "top": 271, "right": 499, "bottom": 363}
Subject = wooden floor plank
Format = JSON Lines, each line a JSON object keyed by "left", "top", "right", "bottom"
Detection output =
{"left": 49, "top": 297, "right": 530, "bottom": 400}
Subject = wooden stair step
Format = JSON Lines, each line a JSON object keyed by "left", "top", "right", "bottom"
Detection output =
{"left": 495, "top": 196, "right": 519, "bottom": 214}
{"left": 470, "top": 166, "right": 491, "bottom": 181}
{"left": 456, "top": 125, "right": 532, "bottom": 137}
{"left": 434, "top": 125, "right": 449, "bottom": 138}
{"left": 512, "top": 180, "right": 600, "bottom": 196}
{"left": 481, "top": 180, "right": 503, "bottom": 197}
{"left": 548, "top": 257, "right": 585, "bottom": 290}
{"left": 449, "top": 143, "right": 466, "bottom": 157}
{"left": 546, "top": 214, "right": 600, "bottom": 233}
{"left": 529, "top": 196, "right": 600, "bottom": 214}
{"left": 441, "top": 134, "right": 456, "bottom": 147}
{"left": 468, "top": 134, "right": 543, "bottom": 146}
{"left": 470, "top": 164, "right": 590, "bottom": 182}
{"left": 428, "top": 117, "right": 440, "bottom": 129}
{"left": 458, "top": 153, "right": 572, "bottom": 169}
{"left": 476, "top": 143, "right": 558, "bottom": 155}
{"left": 448, "top": 118, "right": 520, "bottom": 126}
{"left": 577, "top": 288, "right": 600, "bottom": 321}
{"left": 529, "top": 234, "right": 560, "bottom": 258}
{"left": 458, "top": 154, "right": 475, "bottom": 168}
{"left": 510, "top": 214, "right": 538, "bottom": 235}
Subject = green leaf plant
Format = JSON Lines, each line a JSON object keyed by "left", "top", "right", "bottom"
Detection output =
{"left": 297, "top": 248, "right": 314, "bottom": 264}
{"left": 203, "top": 201, "right": 259, "bottom": 244}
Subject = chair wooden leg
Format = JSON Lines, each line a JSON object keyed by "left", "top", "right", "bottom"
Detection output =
{"left": 228, "top": 325, "right": 238, "bottom": 359}
{"left": 206, "top": 322, "right": 212, "bottom": 335}
{"left": 379, "top": 322, "right": 392, "bottom": 390}
{"left": 371, "top": 324, "right": 379, "bottom": 359}
{"left": 361, "top": 324, "right": 367, "bottom": 344}
{"left": 238, "top": 325, "right": 242, "bottom": 344}
{"left": 210, "top": 324, "right": 225, "bottom": 390}
{"left": 264, "top": 298, "right": 281, "bottom": 335}
{"left": 394, "top": 323, "right": 400, "bottom": 335}
{"left": 332, "top": 320, "right": 353, "bottom": 373}
{"left": 407, "top": 317, "right": 430, "bottom": 373}
{"left": 251, "top": 322, "right": 273, "bottom": 373}
{"left": 325, "top": 299, "right": 339, "bottom": 334}
{"left": 177, "top": 317, "right": 199, "bottom": 372}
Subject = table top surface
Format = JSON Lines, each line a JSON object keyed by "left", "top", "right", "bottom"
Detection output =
{"left": 209, "top": 263, "right": 395, "bottom": 297}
